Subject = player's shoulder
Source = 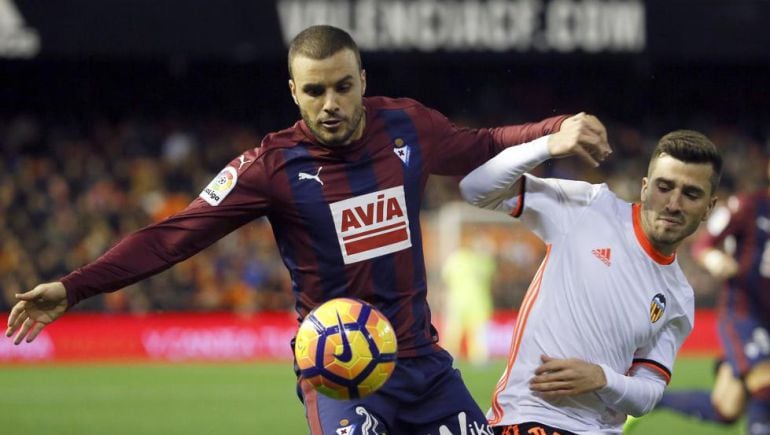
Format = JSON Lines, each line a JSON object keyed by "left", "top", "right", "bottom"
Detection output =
{"left": 365, "top": 96, "right": 431, "bottom": 114}
{"left": 259, "top": 121, "right": 307, "bottom": 154}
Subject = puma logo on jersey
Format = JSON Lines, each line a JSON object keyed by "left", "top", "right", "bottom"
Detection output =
{"left": 237, "top": 155, "right": 252, "bottom": 170}
{"left": 329, "top": 186, "right": 412, "bottom": 264}
{"left": 298, "top": 167, "right": 323, "bottom": 185}
{"left": 592, "top": 248, "right": 611, "bottom": 266}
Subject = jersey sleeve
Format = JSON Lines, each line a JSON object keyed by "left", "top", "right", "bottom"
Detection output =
{"left": 425, "top": 107, "right": 568, "bottom": 176}
{"left": 505, "top": 174, "right": 604, "bottom": 243}
{"left": 61, "top": 149, "right": 270, "bottom": 307}
{"left": 630, "top": 310, "right": 693, "bottom": 385}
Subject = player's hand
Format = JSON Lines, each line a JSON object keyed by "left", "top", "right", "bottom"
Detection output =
{"left": 529, "top": 355, "right": 607, "bottom": 398}
{"left": 5, "top": 282, "right": 68, "bottom": 345}
{"left": 548, "top": 112, "right": 611, "bottom": 167}
{"left": 699, "top": 249, "right": 739, "bottom": 280}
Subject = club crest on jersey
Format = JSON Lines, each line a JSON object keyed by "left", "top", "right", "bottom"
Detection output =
{"left": 393, "top": 138, "right": 411, "bottom": 165}
{"left": 649, "top": 293, "right": 666, "bottom": 323}
{"left": 335, "top": 423, "right": 356, "bottom": 435}
{"left": 329, "top": 186, "right": 412, "bottom": 264}
{"left": 200, "top": 166, "right": 237, "bottom": 206}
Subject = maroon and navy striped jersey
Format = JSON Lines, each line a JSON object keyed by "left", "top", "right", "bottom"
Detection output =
{"left": 693, "top": 191, "right": 770, "bottom": 323}
{"left": 62, "top": 96, "right": 566, "bottom": 357}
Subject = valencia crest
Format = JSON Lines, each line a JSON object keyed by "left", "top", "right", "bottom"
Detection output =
{"left": 649, "top": 293, "right": 666, "bottom": 323}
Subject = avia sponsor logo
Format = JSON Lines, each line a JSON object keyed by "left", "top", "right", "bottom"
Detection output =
{"left": 330, "top": 186, "right": 411, "bottom": 264}
{"left": 200, "top": 166, "right": 237, "bottom": 206}
{"left": 0, "top": 0, "right": 40, "bottom": 58}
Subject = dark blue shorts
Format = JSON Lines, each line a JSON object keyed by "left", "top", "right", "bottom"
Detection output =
{"left": 297, "top": 349, "right": 493, "bottom": 435}
{"left": 719, "top": 314, "right": 770, "bottom": 377}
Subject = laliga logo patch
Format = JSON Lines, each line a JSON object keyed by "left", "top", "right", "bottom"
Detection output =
{"left": 649, "top": 293, "right": 666, "bottom": 323}
{"left": 199, "top": 166, "right": 237, "bottom": 206}
{"left": 329, "top": 186, "right": 411, "bottom": 264}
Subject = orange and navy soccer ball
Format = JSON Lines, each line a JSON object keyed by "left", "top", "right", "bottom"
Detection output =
{"left": 294, "top": 297, "right": 397, "bottom": 400}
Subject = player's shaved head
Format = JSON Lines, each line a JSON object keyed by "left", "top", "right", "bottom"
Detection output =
{"left": 288, "top": 25, "right": 362, "bottom": 79}
{"left": 649, "top": 130, "right": 723, "bottom": 195}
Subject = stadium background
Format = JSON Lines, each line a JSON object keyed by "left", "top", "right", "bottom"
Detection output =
{"left": 1, "top": 1, "right": 768, "bottom": 433}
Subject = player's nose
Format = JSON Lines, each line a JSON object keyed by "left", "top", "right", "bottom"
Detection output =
{"left": 322, "top": 92, "right": 340, "bottom": 113}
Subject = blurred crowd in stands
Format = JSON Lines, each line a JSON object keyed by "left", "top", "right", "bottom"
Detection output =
{"left": 1, "top": 109, "right": 767, "bottom": 314}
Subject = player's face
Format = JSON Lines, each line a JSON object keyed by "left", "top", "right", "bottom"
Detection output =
{"left": 640, "top": 154, "right": 717, "bottom": 255}
{"left": 289, "top": 49, "right": 366, "bottom": 147}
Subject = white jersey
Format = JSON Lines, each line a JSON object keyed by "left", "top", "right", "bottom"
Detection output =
{"left": 487, "top": 174, "right": 694, "bottom": 434}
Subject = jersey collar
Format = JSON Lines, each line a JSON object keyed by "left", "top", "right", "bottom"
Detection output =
{"left": 632, "top": 203, "right": 676, "bottom": 265}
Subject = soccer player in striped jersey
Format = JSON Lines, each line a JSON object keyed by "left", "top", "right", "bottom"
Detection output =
{"left": 4, "top": 25, "right": 604, "bottom": 435}
{"left": 648, "top": 164, "right": 770, "bottom": 435}
{"left": 459, "top": 128, "right": 722, "bottom": 434}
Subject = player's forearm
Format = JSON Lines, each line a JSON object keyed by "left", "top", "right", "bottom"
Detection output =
{"left": 489, "top": 115, "right": 569, "bottom": 148}
{"left": 596, "top": 364, "right": 666, "bottom": 417}
{"left": 62, "top": 209, "right": 244, "bottom": 307}
{"left": 62, "top": 228, "right": 184, "bottom": 307}
{"left": 459, "top": 135, "right": 551, "bottom": 209}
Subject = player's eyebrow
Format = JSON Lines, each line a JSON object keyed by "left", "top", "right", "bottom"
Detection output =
{"left": 301, "top": 75, "right": 354, "bottom": 93}
{"left": 656, "top": 176, "right": 707, "bottom": 197}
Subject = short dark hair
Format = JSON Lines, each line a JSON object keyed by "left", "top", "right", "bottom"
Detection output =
{"left": 649, "top": 130, "right": 723, "bottom": 194}
{"left": 288, "top": 25, "right": 362, "bottom": 78}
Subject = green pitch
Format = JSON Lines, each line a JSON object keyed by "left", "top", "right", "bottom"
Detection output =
{"left": 0, "top": 357, "right": 743, "bottom": 434}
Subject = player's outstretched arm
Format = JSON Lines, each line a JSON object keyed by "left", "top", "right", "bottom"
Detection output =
{"left": 459, "top": 112, "right": 611, "bottom": 209}
{"left": 5, "top": 282, "right": 68, "bottom": 345}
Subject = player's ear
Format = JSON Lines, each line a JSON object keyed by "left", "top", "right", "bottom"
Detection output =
{"left": 702, "top": 195, "right": 718, "bottom": 222}
{"left": 288, "top": 79, "right": 299, "bottom": 106}
{"left": 360, "top": 69, "right": 367, "bottom": 96}
{"left": 640, "top": 177, "right": 649, "bottom": 201}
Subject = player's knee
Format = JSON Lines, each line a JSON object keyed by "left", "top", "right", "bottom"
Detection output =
{"left": 712, "top": 395, "right": 744, "bottom": 423}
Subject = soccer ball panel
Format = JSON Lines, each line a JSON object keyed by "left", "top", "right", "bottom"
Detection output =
{"left": 293, "top": 298, "right": 398, "bottom": 399}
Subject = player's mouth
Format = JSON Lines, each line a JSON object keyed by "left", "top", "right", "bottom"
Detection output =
{"left": 657, "top": 215, "right": 683, "bottom": 226}
{"left": 320, "top": 118, "right": 343, "bottom": 130}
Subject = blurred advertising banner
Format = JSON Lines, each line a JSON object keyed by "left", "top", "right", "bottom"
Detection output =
{"left": 2, "top": 0, "right": 769, "bottom": 61}
{"left": 0, "top": 310, "right": 718, "bottom": 363}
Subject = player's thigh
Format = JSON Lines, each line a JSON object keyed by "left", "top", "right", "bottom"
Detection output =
{"left": 719, "top": 316, "right": 770, "bottom": 376}
{"left": 299, "top": 379, "right": 394, "bottom": 435}
{"left": 395, "top": 359, "right": 492, "bottom": 434}
{"left": 711, "top": 361, "right": 747, "bottom": 419}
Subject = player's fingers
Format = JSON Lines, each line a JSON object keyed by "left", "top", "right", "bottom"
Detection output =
{"left": 531, "top": 381, "right": 576, "bottom": 396}
{"left": 15, "top": 287, "right": 43, "bottom": 301}
{"left": 13, "top": 317, "right": 35, "bottom": 345}
{"left": 26, "top": 322, "right": 47, "bottom": 343}
{"left": 573, "top": 145, "right": 600, "bottom": 167}
{"left": 6, "top": 302, "right": 27, "bottom": 335}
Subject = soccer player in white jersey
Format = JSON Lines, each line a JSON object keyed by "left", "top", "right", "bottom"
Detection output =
{"left": 459, "top": 121, "right": 723, "bottom": 435}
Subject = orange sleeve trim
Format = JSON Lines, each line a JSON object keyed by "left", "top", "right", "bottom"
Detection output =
{"left": 509, "top": 176, "right": 527, "bottom": 218}
{"left": 631, "top": 358, "right": 672, "bottom": 384}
